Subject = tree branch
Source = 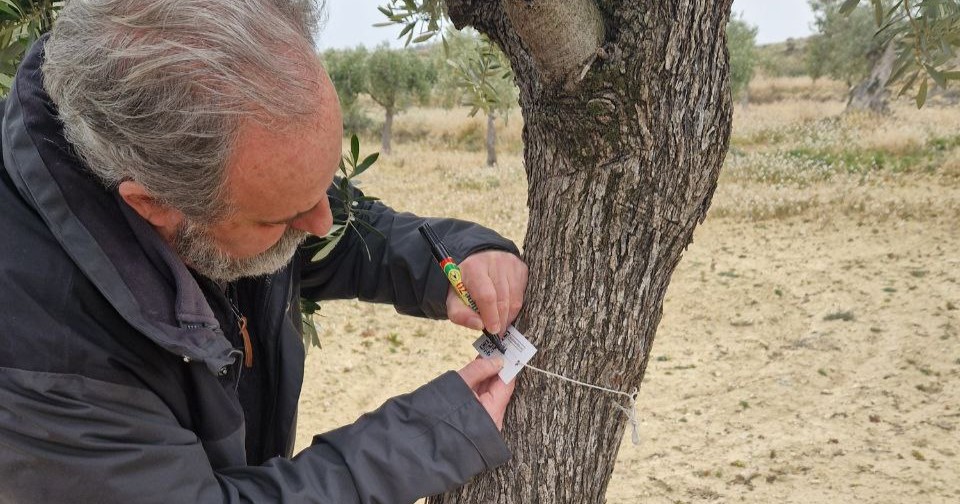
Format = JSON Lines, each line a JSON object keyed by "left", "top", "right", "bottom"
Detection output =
{"left": 502, "top": 0, "right": 605, "bottom": 86}
{"left": 447, "top": 0, "right": 605, "bottom": 88}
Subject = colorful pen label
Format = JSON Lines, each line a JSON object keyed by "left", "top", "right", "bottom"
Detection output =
{"left": 440, "top": 257, "right": 479, "bottom": 311}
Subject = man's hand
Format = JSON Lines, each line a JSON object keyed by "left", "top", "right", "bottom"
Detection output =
{"left": 457, "top": 357, "right": 515, "bottom": 430}
{"left": 446, "top": 250, "right": 528, "bottom": 335}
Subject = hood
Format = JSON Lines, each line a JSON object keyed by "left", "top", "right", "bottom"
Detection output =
{"left": 1, "top": 36, "right": 235, "bottom": 374}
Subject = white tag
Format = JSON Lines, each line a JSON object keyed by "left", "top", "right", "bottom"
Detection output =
{"left": 472, "top": 325, "right": 538, "bottom": 384}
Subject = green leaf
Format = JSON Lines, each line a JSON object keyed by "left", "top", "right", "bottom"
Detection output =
{"left": 354, "top": 217, "right": 386, "bottom": 239}
{"left": 301, "top": 317, "right": 320, "bottom": 351}
{"left": 311, "top": 231, "right": 345, "bottom": 262}
{"left": 916, "top": 77, "right": 928, "bottom": 108}
{"left": 839, "top": 0, "right": 862, "bottom": 15}
{"left": 413, "top": 31, "right": 435, "bottom": 44}
{"left": 873, "top": 0, "right": 884, "bottom": 26}
{"left": 350, "top": 134, "right": 360, "bottom": 164}
{"left": 321, "top": 223, "right": 346, "bottom": 238}
{"left": 898, "top": 70, "right": 920, "bottom": 97}
{"left": 888, "top": 49, "right": 916, "bottom": 84}
{"left": 0, "top": 0, "right": 21, "bottom": 16}
{"left": 926, "top": 64, "right": 947, "bottom": 88}
{"left": 354, "top": 152, "right": 379, "bottom": 177}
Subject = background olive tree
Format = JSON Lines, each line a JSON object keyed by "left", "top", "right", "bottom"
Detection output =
{"left": 808, "top": 0, "right": 883, "bottom": 87}
{"left": 807, "top": 0, "right": 897, "bottom": 112}
{"left": 365, "top": 45, "right": 435, "bottom": 154}
{"left": 322, "top": 46, "right": 373, "bottom": 135}
{"left": 440, "top": 29, "right": 517, "bottom": 166}
{"left": 837, "top": 0, "right": 960, "bottom": 108}
{"left": 727, "top": 14, "right": 759, "bottom": 107}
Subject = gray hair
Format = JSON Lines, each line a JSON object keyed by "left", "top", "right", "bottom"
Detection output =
{"left": 43, "top": 0, "right": 326, "bottom": 220}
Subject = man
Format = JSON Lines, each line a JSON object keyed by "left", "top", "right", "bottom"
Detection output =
{"left": 0, "top": 0, "right": 526, "bottom": 502}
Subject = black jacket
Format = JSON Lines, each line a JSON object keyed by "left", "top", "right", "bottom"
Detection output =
{"left": 0, "top": 39, "right": 516, "bottom": 503}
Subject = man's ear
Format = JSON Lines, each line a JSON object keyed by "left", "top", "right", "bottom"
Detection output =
{"left": 117, "top": 181, "right": 184, "bottom": 233}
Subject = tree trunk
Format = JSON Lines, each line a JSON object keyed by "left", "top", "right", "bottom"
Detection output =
{"left": 382, "top": 107, "right": 394, "bottom": 154}
{"left": 485, "top": 112, "right": 497, "bottom": 167}
{"left": 435, "top": 1, "right": 733, "bottom": 502}
{"left": 847, "top": 40, "right": 896, "bottom": 114}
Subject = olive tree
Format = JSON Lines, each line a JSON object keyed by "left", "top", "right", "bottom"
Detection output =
{"left": 807, "top": 0, "right": 882, "bottom": 86}
{"left": 365, "top": 45, "right": 435, "bottom": 154}
{"left": 380, "top": 0, "right": 735, "bottom": 501}
{"left": 836, "top": 0, "right": 960, "bottom": 109}
{"left": 727, "top": 15, "right": 758, "bottom": 107}
{"left": 322, "top": 47, "right": 373, "bottom": 135}
{"left": 807, "top": 0, "right": 895, "bottom": 112}
{"left": 443, "top": 29, "right": 517, "bottom": 166}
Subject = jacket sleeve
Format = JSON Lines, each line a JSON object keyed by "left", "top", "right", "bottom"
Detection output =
{"left": 0, "top": 366, "right": 510, "bottom": 504}
{"left": 298, "top": 181, "right": 520, "bottom": 319}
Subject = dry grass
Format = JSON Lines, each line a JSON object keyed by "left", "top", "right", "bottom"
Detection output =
{"left": 369, "top": 98, "right": 960, "bottom": 227}
{"left": 353, "top": 103, "right": 524, "bottom": 156}
{"left": 353, "top": 144, "right": 527, "bottom": 244}
{"left": 731, "top": 100, "right": 845, "bottom": 146}
{"left": 747, "top": 75, "right": 848, "bottom": 104}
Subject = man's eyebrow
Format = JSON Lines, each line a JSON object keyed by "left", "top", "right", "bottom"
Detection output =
{"left": 259, "top": 199, "right": 323, "bottom": 225}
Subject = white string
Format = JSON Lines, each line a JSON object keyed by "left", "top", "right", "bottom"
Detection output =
{"left": 524, "top": 363, "right": 641, "bottom": 446}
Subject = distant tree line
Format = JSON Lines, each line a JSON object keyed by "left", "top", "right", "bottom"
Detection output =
{"left": 1, "top": 1, "right": 956, "bottom": 144}
{"left": 323, "top": 30, "right": 518, "bottom": 166}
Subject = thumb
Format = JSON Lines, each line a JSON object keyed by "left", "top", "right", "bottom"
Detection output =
{"left": 458, "top": 356, "right": 504, "bottom": 387}
{"left": 447, "top": 291, "right": 485, "bottom": 331}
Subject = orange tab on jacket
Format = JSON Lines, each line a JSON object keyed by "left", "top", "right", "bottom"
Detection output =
{"left": 239, "top": 316, "right": 253, "bottom": 368}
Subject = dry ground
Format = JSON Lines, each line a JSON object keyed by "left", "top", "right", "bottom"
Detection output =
{"left": 296, "top": 81, "right": 960, "bottom": 503}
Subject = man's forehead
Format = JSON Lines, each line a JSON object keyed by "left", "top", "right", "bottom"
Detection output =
{"left": 225, "top": 111, "right": 340, "bottom": 216}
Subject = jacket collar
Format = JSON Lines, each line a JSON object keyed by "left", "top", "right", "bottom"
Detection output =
{"left": 1, "top": 36, "right": 236, "bottom": 374}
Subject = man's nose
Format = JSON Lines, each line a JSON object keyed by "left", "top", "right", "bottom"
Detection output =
{"left": 290, "top": 200, "right": 334, "bottom": 237}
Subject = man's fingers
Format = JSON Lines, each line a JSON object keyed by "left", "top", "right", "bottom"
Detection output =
{"left": 508, "top": 261, "right": 527, "bottom": 324}
{"left": 472, "top": 365, "right": 516, "bottom": 431}
{"left": 482, "top": 373, "right": 516, "bottom": 406}
{"left": 466, "top": 277, "right": 501, "bottom": 335}
{"left": 457, "top": 356, "right": 504, "bottom": 388}
{"left": 449, "top": 250, "right": 528, "bottom": 336}
{"left": 458, "top": 356, "right": 515, "bottom": 431}
{"left": 446, "top": 289, "right": 484, "bottom": 330}
{"left": 493, "top": 266, "right": 511, "bottom": 336}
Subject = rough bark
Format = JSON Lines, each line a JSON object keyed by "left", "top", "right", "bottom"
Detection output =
{"left": 435, "top": 1, "right": 733, "bottom": 502}
{"left": 486, "top": 112, "right": 497, "bottom": 167}
{"left": 846, "top": 41, "right": 896, "bottom": 114}
{"left": 382, "top": 107, "right": 394, "bottom": 154}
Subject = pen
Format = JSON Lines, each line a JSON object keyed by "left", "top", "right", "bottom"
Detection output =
{"left": 418, "top": 223, "right": 508, "bottom": 354}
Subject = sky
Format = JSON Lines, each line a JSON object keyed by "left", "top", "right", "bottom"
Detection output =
{"left": 316, "top": 0, "right": 817, "bottom": 50}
